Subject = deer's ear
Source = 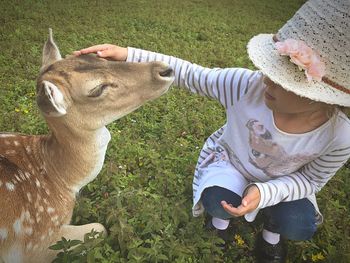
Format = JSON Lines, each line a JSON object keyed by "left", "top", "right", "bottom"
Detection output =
{"left": 41, "top": 28, "right": 62, "bottom": 70}
{"left": 37, "top": 81, "right": 67, "bottom": 117}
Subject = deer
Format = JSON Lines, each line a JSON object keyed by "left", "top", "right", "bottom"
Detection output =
{"left": 0, "top": 29, "right": 174, "bottom": 263}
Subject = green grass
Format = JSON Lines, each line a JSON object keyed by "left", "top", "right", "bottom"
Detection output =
{"left": 1, "top": 0, "right": 349, "bottom": 262}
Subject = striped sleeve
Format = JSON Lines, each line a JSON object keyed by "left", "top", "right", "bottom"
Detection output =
{"left": 251, "top": 145, "right": 350, "bottom": 210}
{"left": 127, "top": 47, "right": 259, "bottom": 108}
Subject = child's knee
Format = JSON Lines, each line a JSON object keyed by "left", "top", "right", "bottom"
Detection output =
{"left": 276, "top": 214, "right": 317, "bottom": 240}
{"left": 264, "top": 200, "right": 317, "bottom": 241}
{"left": 284, "top": 224, "right": 317, "bottom": 241}
{"left": 201, "top": 186, "right": 241, "bottom": 219}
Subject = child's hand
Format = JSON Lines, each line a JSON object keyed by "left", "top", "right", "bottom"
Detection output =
{"left": 73, "top": 44, "right": 128, "bottom": 61}
{"left": 221, "top": 185, "right": 260, "bottom": 217}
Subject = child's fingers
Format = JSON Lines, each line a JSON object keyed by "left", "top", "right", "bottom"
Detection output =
{"left": 221, "top": 201, "right": 248, "bottom": 217}
{"left": 72, "top": 51, "right": 81, "bottom": 56}
{"left": 221, "top": 201, "right": 232, "bottom": 207}
{"left": 241, "top": 186, "right": 260, "bottom": 208}
{"left": 81, "top": 44, "right": 110, "bottom": 54}
{"left": 242, "top": 196, "right": 250, "bottom": 207}
{"left": 97, "top": 48, "right": 117, "bottom": 58}
{"left": 74, "top": 44, "right": 111, "bottom": 56}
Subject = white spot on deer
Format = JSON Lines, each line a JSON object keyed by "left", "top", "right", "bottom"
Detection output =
{"left": 24, "top": 210, "right": 31, "bottom": 221}
{"left": 40, "top": 235, "right": 46, "bottom": 241}
{"left": 48, "top": 228, "right": 53, "bottom": 236}
{"left": 19, "top": 170, "right": 26, "bottom": 180}
{"left": 47, "top": 207, "right": 55, "bottom": 214}
{"left": 13, "top": 219, "right": 22, "bottom": 235}
{"left": 28, "top": 163, "right": 35, "bottom": 173}
{"left": 15, "top": 174, "right": 21, "bottom": 182}
{"left": 26, "top": 241, "right": 33, "bottom": 251}
{"left": 27, "top": 193, "right": 32, "bottom": 202}
{"left": 45, "top": 188, "right": 50, "bottom": 195}
{"left": 24, "top": 227, "right": 33, "bottom": 235}
{"left": 6, "top": 182, "right": 15, "bottom": 191}
{"left": 20, "top": 211, "right": 26, "bottom": 221}
{"left": 43, "top": 198, "right": 48, "bottom": 205}
{"left": 25, "top": 172, "right": 31, "bottom": 179}
{"left": 35, "top": 178, "right": 41, "bottom": 187}
{"left": 38, "top": 206, "right": 44, "bottom": 213}
{"left": 14, "top": 141, "right": 20, "bottom": 146}
{"left": 0, "top": 134, "right": 15, "bottom": 137}
{"left": 35, "top": 199, "right": 42, "bottom": 210}
{"left": 0, "top": 228, "right": 8, "bottom": 241}
{"left": 25, "top": 146, "right": 32, "bottom": 154}
{"left": 6, "top": 150, "right": 16, "bottom": 155}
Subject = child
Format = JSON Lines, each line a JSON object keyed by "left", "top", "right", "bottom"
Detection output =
{"left": 74, "top": 0, "right": 350, "bottom": 262}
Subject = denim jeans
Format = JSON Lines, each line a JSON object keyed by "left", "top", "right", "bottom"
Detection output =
{"left": 201, "top": 186, "right": 317, "bottom": 241}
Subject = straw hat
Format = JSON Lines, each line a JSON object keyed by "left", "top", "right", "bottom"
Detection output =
{"left": 247, "top": 0, "right": 350, "bottom": 107}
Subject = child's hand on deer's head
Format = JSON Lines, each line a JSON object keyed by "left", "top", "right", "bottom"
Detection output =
{"left": 221, "top": 185, "right": 260, "bottom": 217}
{"left": 73, "top": 44, "right": 128, "bottom": 61}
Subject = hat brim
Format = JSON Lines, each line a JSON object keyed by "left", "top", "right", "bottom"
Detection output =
{"left": 247, "top": 34, "right": 350, "bottom": 107}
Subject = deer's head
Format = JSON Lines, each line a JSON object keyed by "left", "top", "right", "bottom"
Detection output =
{"left": 36, "top": 29, "right": 174, "bottom": 132}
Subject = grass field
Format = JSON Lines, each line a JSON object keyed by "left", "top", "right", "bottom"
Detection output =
{"left": 1, "top": 0, "right": 349, "bottom": 262}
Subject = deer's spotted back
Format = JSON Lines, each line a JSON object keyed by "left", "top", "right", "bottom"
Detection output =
{"left": 0, "top": 133, "right": 73, "bottom": 250}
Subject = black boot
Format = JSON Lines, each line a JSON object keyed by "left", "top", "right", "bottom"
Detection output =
{"left": 254, "top": 233, "right": 287, "bottom": 263}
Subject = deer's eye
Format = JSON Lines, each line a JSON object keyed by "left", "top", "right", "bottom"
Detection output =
{"left": 88, "top": 84, "right": 109, "bottom": 98}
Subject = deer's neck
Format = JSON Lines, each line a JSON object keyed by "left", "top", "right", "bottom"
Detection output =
{"left": 41, "top": 125, "right": 111, "bottom": 194}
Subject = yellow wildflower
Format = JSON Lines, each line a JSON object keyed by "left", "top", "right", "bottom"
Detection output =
{"left": 15, "top": 108, "right": 20, "bottom": 112}
{"left": 311, "top": 252, "right": 325, "bottom": 262}
{"left": 24, "top": 109, "right": 29, "bottom": 114}
{"left": 234, "top": 234, "right": 245, "bottom": 247}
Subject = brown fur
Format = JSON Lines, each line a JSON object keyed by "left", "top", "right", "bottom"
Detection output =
{"left": 0, "top": 29, "right": 173, "bottom": 263}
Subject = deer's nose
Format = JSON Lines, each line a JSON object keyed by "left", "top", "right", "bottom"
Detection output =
{"left": 159, "top": 67, "right": 174, "bottom": 78}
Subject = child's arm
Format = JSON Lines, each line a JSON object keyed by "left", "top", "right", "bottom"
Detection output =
{"left": 127, "top": 47, "right": 260, "bottom": 108}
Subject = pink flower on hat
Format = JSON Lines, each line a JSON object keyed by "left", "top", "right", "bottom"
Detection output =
{"left": 275, "top": 39, "right": 326, "bottom": 82}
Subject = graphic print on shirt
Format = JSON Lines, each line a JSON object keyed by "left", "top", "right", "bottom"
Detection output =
{"left": 216, "top": 141, "right": 258, "bottom": 181}
{"left": 246, "top": 119, "right": 317, "bottom": 177}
